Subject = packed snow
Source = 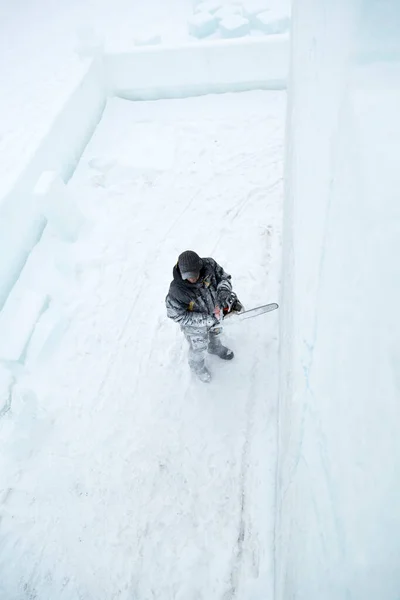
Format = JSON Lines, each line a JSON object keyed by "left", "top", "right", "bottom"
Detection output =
{"left": 0, "top": 91, "right": 285, "bottom": 598}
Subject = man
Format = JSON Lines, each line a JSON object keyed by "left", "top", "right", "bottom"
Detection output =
{"left": 165, "top": 250, "right": 243, "bottom": 382}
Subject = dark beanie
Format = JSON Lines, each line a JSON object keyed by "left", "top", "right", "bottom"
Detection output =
{"left": 178, "top": 250, "right": 203, "bottom": 280}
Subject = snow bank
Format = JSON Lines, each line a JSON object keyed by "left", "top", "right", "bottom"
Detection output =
{"left": 0, "top": 57, "right": 106, "bottom": 310}
{"left": 277, "top": 0, "right": 400, "bottom": 597}
{"left": 105, "top": 36, "right": 289, "bottom": 100}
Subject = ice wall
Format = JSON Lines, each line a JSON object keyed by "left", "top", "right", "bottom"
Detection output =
{"left": 105, "top": 36, "right": 288, "bottom": 100}
{"left": 277, "top": 0, "right": 400, "bottom": 597}
{"left": 0, "top": 58, "right": 105, "bottom": 310}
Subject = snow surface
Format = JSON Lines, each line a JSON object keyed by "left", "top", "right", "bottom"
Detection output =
{"left": 0, "top": 90, "right": 285, "bottom": 598}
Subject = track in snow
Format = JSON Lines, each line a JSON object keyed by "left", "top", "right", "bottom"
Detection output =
{"left": 0, "top": 91, "right": 285, "bottom": 599}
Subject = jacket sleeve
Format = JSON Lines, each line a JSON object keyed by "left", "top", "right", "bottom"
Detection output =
{"left": 212, "top": 259, "right": 233, "bottom": 304}
{"left": 166, "top": 292, "right": 214, "bottom": 328}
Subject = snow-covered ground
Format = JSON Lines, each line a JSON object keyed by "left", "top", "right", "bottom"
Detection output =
{"left": 0, "top": 90, "right": 285, "bottom": 598}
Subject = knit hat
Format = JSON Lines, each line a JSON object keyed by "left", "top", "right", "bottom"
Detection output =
{"left": 178, "top": 250, "right": 203, "bottom": 280}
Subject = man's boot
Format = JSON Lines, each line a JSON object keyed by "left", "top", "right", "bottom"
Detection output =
{"left": 208, "top": 333, "right": 234, "bottom": 360}
{"left": 190, "top": 360, "right": 212, "bottom": 383}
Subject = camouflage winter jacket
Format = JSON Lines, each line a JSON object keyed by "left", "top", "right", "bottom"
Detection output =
{"left": 165, "top": 257, "right": 232, "bottom": 330}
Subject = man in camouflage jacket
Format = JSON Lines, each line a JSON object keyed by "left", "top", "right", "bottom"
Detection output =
{"left": 165, "top": 250, "right": 243, "bottom": 382}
